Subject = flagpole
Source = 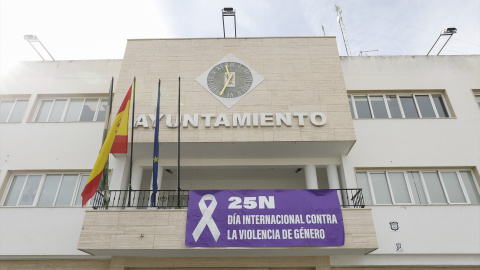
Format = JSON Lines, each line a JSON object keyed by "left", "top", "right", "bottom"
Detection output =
{"left": 177, "top": 77, "right": 181, "bottom": 209}
{"left": 128, "top": 77, "right": 136, "bottom": 207}
{"left": 98, "top": 77, "right": 114, "bottom": 209}
{"left": 151, "top": 79, "right": 161, "bottom": 207}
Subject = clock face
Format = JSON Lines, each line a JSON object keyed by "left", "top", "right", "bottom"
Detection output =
{"left": 206, "top": 62, "right": 253, "bottom": 98}
{"left": 196, "top": 54, "right": 264, "bottom": 109}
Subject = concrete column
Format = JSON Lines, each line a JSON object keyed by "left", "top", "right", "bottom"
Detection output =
{"left": 326, "top": 164, "right": 343, "bottom": 204}
{"left": 109, "top": 155, "right": 128, "bottom": 190}
{"left": 326, "top": 165, "right": 340, "bottom": 189}
{"left": 305, "top": 165, "right": 318, "bottom": 189}
{"left": 131, "top": 165, "right": 144, "bottom": 190}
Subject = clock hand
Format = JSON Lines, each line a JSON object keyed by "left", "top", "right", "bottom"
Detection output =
{"left": 225, "top": 65, "right": 230, "bottom": 76}
{"left": 220, "top": 74, "right": 232, "bottom": 96}
{"left": 224, "top": 65, "right": 233, "bottom": 86}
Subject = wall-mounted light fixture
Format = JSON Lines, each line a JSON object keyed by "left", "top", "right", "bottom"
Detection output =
{"left": 427, "top": 28, "right": 457, "bottom": 56}
{"left": 24, "top": 35, "right": 55, "bottom": 61}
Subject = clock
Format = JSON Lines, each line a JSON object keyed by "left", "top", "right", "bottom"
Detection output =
{"left": 207, "top": 62, "right": 253, "bottom": 99}
{"left": 196, "top": 54, "right": 264, "bottom": 109}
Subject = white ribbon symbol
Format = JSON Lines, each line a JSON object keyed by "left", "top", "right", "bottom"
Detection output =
{"left": 192, "top": 194, "right": 221, "bottom": 242}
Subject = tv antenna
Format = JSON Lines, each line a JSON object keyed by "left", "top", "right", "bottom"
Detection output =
{"left": 335, "top": 5, "right": 351, "bottom": 56}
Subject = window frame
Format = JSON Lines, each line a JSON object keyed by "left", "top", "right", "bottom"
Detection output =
{"left": 2, "top": 172, "right": 92, "bottom": 207}
{"left": 34, "top": 97, "right": 106, "bottom": 122}
{"left": 365, "top": 171, "right": 416, "bottom": 205}
{"left": 357, "top": 169, "right": 479, "bottom": 205}
{"left": 388, "top": 171, "right": 416, "bottom": 204}
{"left": 0, "top": 98, "right": 29, "bottom": 123}
{"left": 351, "top": 95, "right": 372, "bottom": 118}
{"left": 349, "top": 93, "right": 451, "bottom": 119}
{"left": 423, "top": 170, "right": 471, "bottom": 205}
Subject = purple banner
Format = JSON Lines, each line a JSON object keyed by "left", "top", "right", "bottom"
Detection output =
{"left": 185, "top": 189, "right": 344, "bottom": 247}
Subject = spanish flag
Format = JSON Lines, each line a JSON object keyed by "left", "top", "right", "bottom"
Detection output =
{"left": 81, "top": 85, "right": 133, "bottom": 206}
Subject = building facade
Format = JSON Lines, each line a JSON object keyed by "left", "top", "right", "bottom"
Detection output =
{"left": 0, "top": 37, "right": 479, "bottom": 269}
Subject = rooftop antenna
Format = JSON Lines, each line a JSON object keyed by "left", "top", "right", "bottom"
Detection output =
{"left": 335, "top": 5, "right": 351, "bottom": 56}
{"left": 24, "top": 35, "right": 55, "bottom": 61}
{"left": 321, "top": 21, "right": 326, "bottom": 36}
{"left": 222, "top": 7, "right": 237, "bottom": 38}
{"left": 427, "top": 28, "right": 457, "bottom": 56}
{"left": 358, "top": 50, "right": 379, "bottom": 56}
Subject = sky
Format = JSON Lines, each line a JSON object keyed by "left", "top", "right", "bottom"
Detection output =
{"left": 0, "top": 0, "right": 479, "bottom": 67}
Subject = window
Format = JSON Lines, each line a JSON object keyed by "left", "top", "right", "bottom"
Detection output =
{"left": 356, "top": 170, "right": 480, "bottom": 205}
{"left": 475, "top": 94, "right": 480, "bottom": 108}
{"left": 2, "top": 173, "right": 91, "bottom": 207}
{"left": 349, "top": 93, "right": 450, "bottom": 119}
{"left": 0, "top": 99, "right": 28, "bottom": 123}
{"left": 34, "top": 97, "right": 107, "bottom": 122}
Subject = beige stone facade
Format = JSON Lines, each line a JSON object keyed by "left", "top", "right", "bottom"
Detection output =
{"left": 112, "top": 37, "right": 355, "bottom": 144}
{"left": 78, "top": 209, "right": 377, "bottom": 257}
{"left": 1, "top": 259, "right": 479, "bottom": 270}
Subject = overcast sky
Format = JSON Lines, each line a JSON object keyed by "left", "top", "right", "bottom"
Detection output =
{"left": 1, "top": 0, "right": 479, "bottom": 65}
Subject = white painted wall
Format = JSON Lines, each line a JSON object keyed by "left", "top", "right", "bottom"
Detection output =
{"left": 371, "top": 205, "right": 480, "bottom": 254}
{"left": 0, "top": 60, "right": 121, "bottom": 258}
{"left": 341, "top": 55, "right": 480, "bottom": 189}
{"left": 0, "top": 208, "right": 88, "bottom": 256}
{"left": 330, "top": 206, "right": 480, "bottom": 266}
{"left": 339, "top": 56, "right": 480, "bottom": 265}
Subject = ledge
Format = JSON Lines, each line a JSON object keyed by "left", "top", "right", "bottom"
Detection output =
{"left": 78, "top": 208, "right": 378, "bottom": 257}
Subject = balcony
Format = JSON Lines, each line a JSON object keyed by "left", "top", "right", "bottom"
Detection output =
{"left": 79, "top": 189, "right": 376, "bottom": 257}
{"left": 90, "top": 189, "right": 366, "bottom": 209}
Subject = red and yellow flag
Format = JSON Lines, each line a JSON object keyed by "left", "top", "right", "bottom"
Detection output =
{"left": 81, "top": 86, "right": 132, "bottom": 206}
{"left": 110, "top": 87, "right": 131, "bottom": 153}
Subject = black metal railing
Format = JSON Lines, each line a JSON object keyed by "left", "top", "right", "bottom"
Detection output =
{"left": 338, "top": 188, "right": 365, "bottom": 208}
{"left": 91, "top": 189, "right": 190, "bottom": 209}
{"left": 91, "top": 188, "right": 365, "bottom": 209}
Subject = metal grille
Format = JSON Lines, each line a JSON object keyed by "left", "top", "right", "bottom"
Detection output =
{"left": 92, "top": 189, "right": 364, "bottom": 209}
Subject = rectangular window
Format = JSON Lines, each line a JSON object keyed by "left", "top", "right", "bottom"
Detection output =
{"left": 423, "top": 172, "right": 448, "bottom": 203}
{"left": 400, "top": 95, "right": 419, "bottom": 118}
{"left": 475, "top": 94, "right": 480, "bottom": 108}
{"left": 353, "top": 95, "right": 372, "bottom": 118}
{"left": 370, "top": 172, "right": 392, "bottom": 204}
{"left": 356, "top": 172, "right": 373, "bottom": 205}
{"left": 35, "top": 97, "right": 107, "bottom": 122}
{"left": 0, "top": 99, "right": 29, "bottom": 123}
{"left": 356, "top": 169, "right": 480, "bottom": 205}
{"left": 348, "top": 93, "right": 450, "bottom": 119}
{"left": 415, "top": 95, "right": 436, "bottom": 118}
{"left": 407, "top": 171, "right": 428, "bottom": 204}
{"left": 388, "top": 172, "right": 412, "bottom": 204}
{"left": 17, "top": 175, "right": 42, "bottom": 206}
{"left": 96, "top": 99, "right": 108, "bottom": 122}
{"left": 432, "top": 94, "right": 449, "bottom": 117}
{"left": 440, "top": 172, "right": 467, "bottom": 203}
{"left": 386, "top": 95, "right": 402, "bottom": 118}
{"left": 2, "top": 173, "right": 93, "bottom": 207}
{"left": 369, "top": 96, "right": 389, "bottom": 118}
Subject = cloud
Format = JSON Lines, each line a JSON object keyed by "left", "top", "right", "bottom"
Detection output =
{"left": 1, "top": 0, "right": 478, "bottom": 62}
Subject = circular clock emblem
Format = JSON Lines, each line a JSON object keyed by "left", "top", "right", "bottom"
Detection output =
{"left": 206, "top": 62, "right": 253, "bottom": 98}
